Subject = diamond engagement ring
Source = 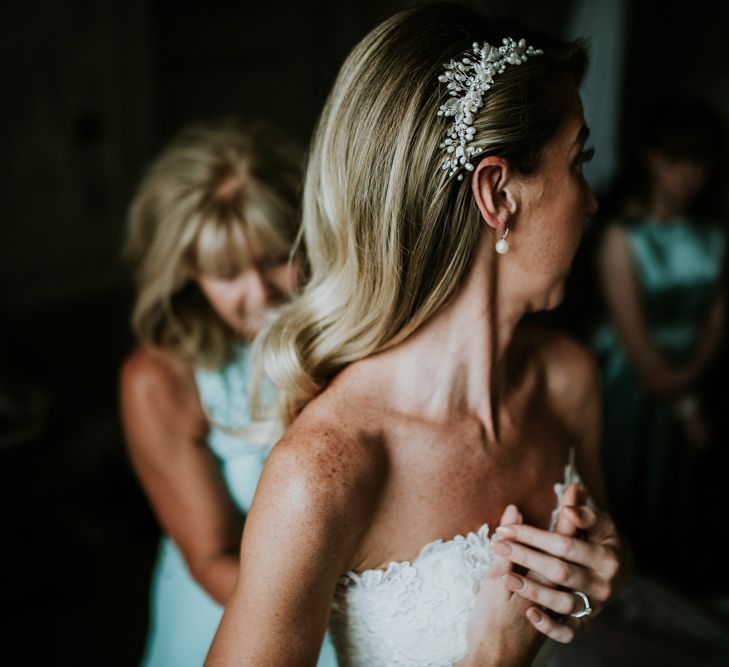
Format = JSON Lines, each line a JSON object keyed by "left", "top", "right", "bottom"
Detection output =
{"left": 569, "top": 590, "right": 592, "bottom": 618}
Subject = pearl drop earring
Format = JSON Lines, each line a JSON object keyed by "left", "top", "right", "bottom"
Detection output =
{"left": 495, "top": 227, "right": 510, "bottom": 254}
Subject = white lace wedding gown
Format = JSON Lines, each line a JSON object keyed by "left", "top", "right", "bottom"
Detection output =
{"left": 328, "top": 448, "right": 584, "bottom": 666}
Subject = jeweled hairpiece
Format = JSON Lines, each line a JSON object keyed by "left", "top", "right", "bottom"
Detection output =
{"left": 437, "top": 37, "right": 543, "bottom": 181}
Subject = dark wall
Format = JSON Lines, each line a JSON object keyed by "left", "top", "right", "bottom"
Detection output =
{"left": 622, "top": 0, "right": 729, "bottom": 155}
{"left": 2, "top": 1, "right": 728, "bottom": 664}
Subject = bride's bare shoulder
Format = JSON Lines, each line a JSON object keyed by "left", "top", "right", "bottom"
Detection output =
{"left": 277, "top": 399, "right": 384, "bottom": 482}
{"left": 518, "top": 325, "right": 601, "bottom": 442}
{"left": 257, "top": 388, "right": 387, "bottom": 543}
{"left": 517, "top": 325, "right": 598, "bottom": 397}
{"left": 518, "top": 324, "right": 606, "bottom": 502}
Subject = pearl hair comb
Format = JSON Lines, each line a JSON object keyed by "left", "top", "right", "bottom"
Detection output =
{"left": 437, "top": 38, "right": 543, "bottom": 181}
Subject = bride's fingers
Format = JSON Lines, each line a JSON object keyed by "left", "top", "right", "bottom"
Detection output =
{"left": 488, "top": 504, "right": 522, "bottom": 578}
{"left": 554, "top": 483, "right": 588, "bottom": 537}
{"left": 565, "top": 506, "right": 620, "bottom": 546}
{"left": 562, "top": 483, "right": 587, "bottom": 515}
{"left": 561, "top": 505, "right": 597, "bottom": 531}
{"left": 502, "top": 571, "right": 600, "bottom": 617}
{"left": 487, "top": 558, "right": 512, "bottom": 578}
{"left": 525, "top": 607, "right": 576, "bottom": 644}
{"left": 562, "top": 483, "right": 580, "bottom": 507}
{"left": 492, "top": 539, "right": 591, "bottom": 591}
{"left": 494, "top": 523, "right": 618, "bottom": 576}
{"left": 499, "top": 503, "right": 521, "bottom": 527}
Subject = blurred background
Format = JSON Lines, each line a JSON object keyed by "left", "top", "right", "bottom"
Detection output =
{"left": 2, "top": 0, "right": 728, "bottom": 664}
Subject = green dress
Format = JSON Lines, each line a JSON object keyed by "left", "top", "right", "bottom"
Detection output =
{"left": 592, "top": 216, "right": 725, "bottom": 569}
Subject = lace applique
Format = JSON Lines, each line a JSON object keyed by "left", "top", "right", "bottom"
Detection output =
{"left": 329, "top": 447, "right": 583, "bottom": 667}
{"left": 331, "top": 526, "right": 495, "bottom": 666}
{"left": 550, "top": 446, "right": 593, "bottom": 530}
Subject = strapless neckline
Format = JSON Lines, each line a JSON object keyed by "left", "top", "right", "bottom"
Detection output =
{"left": 341, "top": 446, "right": 582, "bottom": 584}
{"left": 330, "top": 447, "right": 586, "bottom": 666}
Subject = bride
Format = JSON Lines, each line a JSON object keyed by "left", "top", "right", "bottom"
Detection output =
{"left": 207, "top": 4, "right": 623, "bottom": 666}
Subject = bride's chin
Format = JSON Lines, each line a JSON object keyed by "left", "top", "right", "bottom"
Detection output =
{"left": 542, "top": 282, "right": 567, "bottom": 311}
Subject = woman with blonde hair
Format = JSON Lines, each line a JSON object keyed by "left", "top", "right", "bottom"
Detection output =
{"left": 120, "top": 120, "right": 338, "bottom": 667}
{"left": 208, "top": 4, "right": 624, "bottom": 666}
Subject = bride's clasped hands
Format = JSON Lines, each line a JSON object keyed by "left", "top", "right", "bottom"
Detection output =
{"left": 461, "top": 483, "right": 622, "bottom": 666}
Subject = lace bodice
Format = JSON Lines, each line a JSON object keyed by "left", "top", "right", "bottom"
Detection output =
{"left": 329, "top": 448, "right": 583, "bottom": 666}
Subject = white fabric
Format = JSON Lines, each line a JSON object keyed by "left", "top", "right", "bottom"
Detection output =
{"left": 329, "top": 449, "right": 581, "bottom": 666}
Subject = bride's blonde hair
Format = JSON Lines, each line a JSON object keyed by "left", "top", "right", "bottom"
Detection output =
{"left": 255, "top": 3, "right": 587, "bottom": 426}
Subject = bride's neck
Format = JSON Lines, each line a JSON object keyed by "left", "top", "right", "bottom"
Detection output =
{"left": 382, "top": 239, "right": 529, "bottom": 440}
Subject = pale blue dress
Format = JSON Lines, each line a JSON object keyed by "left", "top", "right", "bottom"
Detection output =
{"left": 140, "top": 344, "right": 339, "bottom": 667}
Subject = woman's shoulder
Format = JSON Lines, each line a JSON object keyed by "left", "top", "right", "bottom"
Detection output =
{"left": 518, "top": 326, "right": 603, "bottom": 497}
{"left": 598, "top": 219, "right": 633, "bottom": 248}
{"left": 122, "top": 344, "right": 193, "bottom": 390}
{"left": 120, "top": 345, "right": 203, "bottom": 423}
{"left": 518, "top": 325, "right": 600, "bottom": 424}
{"left": 261, "top": 395, "right": 387, "bottom": 527}
{"left": 234, "top": 400, "right": 388, "bottom": 599}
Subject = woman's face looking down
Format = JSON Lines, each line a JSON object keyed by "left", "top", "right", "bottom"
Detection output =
{"left": 196, "top": 240, "right": 298, "bottom": 341}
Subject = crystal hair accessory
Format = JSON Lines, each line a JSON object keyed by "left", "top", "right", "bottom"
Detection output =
{"left": 437, "top": 38, "right": 543, "bottom": 181}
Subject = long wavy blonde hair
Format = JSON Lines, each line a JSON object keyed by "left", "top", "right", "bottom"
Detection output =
{"left": 125, "top": 120, "right": 302, "bottom": 368}
{"left": 255, "top": 3, "right": 587, "bottom": 426}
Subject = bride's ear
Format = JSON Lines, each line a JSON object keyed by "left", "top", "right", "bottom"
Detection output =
{"left": 470, "top": 157, "right": 519, "bottom": 235}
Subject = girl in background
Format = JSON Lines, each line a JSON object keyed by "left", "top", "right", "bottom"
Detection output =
{"left": 594, "top": 97, "right": 727, "bottom": 571}
{"left": 120, "top": 121, "right": 338, "bottom": 667}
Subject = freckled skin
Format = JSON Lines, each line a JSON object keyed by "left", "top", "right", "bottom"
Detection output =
{"left": 311, "top": 326, "right": 602, "bottom": 572}
{"left": 499, "top": 92, "right": 598, "bottom": 312}
{"left": 206, "top": 90, "right": 612, "bottom": 666}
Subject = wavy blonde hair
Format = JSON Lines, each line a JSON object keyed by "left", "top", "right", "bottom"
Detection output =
{"left": 125, "top": 120, "right": 302, "bottom": 368}
{"left": 255, "top": 3, "right": 587, "bottom": 426}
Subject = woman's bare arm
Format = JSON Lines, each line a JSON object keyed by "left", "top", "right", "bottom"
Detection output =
{"left": 120, "top": 347, "right": 242, "bottom": 604}
{"left": 206, "top": 421, "right": 384, "bottom": 666}
{"left": 684, "top": 290, "right": 726, "bottom": 381}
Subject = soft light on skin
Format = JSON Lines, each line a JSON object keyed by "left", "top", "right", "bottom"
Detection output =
{"left": 196, "top": 258, "right": 298, "bottom": 342}
{"left": 473, "top": 90, "right": 598, "bottom": 314}
{"left": 521, "top": 107, "right": 598, "bottom": 311}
